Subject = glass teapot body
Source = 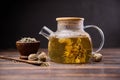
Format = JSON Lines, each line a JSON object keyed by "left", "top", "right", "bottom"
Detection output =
{"left": 49, "top": 17, "right": 92, "bottom": 63}
{"left": 39, "top": 17, "right": 104, "bottom": 64}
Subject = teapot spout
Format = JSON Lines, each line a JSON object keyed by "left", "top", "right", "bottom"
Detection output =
{"left": 39, "top": 26, "right": 54, "bottom": 40}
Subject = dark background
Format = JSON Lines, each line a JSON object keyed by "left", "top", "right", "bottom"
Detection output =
{"left": 1, "top": 0, "right": 120, "bottom": 49}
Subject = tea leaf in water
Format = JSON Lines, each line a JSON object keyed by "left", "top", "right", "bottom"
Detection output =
{"left": 48, "top": 36, "right": 92, "bottom": 63}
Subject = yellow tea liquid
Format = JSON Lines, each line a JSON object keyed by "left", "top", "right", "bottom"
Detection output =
{"left": 48, "top": 36, "right": 92, "bottom": 63}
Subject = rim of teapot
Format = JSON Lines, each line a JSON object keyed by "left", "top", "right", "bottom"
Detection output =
{"left": 56, "top": 17, "right": 84, "bottom": 21}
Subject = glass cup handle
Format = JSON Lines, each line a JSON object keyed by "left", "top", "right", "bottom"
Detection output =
{"left": 84, "top": 25, "right": 105, "bottom": 53}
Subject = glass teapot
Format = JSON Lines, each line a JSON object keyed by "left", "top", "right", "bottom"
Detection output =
{"left": 39, "top": 17, "right": 104, "bottom": 63}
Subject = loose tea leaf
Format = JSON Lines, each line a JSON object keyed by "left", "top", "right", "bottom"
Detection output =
{"left": 19, "top": 37, "right": 37, "bottom": 43}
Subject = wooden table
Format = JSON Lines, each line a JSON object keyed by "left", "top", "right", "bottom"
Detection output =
{"left": 0, "top": 48, "right": 120, "bottom": 80}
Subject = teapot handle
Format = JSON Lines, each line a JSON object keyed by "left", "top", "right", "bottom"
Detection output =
{"left": 84, "top": 25, "right": 105, "bottom": 53}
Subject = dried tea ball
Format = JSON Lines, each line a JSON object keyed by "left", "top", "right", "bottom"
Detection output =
{"left": 92, "top": 53, "right": 102, "bottom": 62}
{"left": 28, "top": 54, "right": 38, "bottom": 61}
{"left": 36, "top": 51, "right": 41, "bottom": 55}
{"left": 38, "top": 52, "right": 47, "bottom": 62}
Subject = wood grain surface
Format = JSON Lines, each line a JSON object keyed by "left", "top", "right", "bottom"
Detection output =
{"left": 0, "top": 48, "right": 120, "bottom": 80}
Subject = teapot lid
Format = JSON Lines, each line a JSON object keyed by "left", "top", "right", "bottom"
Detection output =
{"left": 56, "top": 17, "right": 84, "bottom": 21}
